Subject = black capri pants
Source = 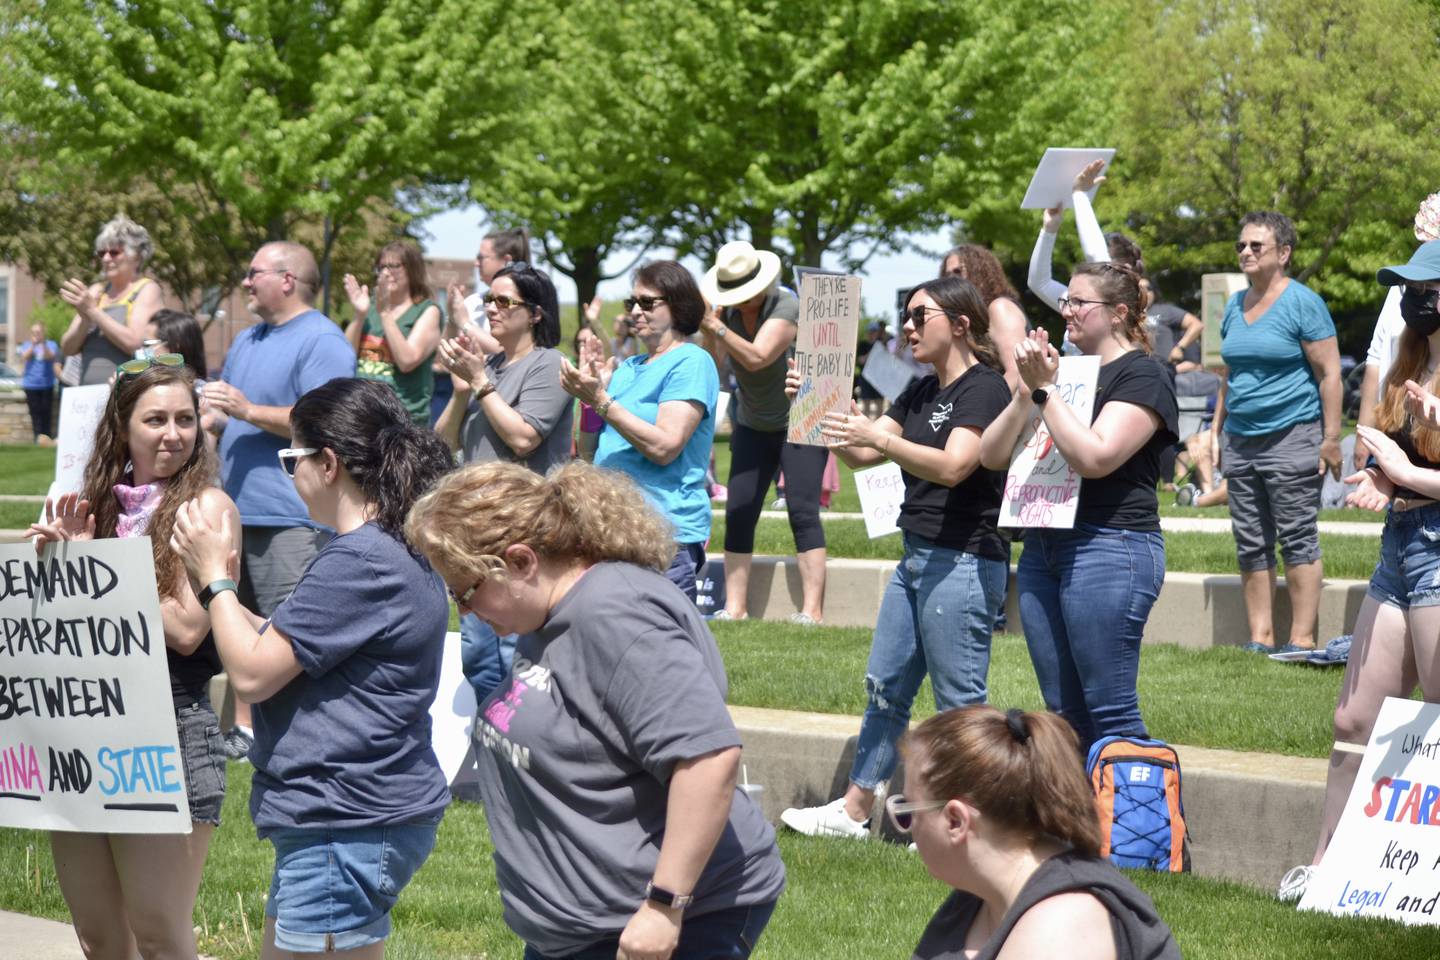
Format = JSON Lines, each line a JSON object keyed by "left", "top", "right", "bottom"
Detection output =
{"left": 725, "top": 422, "right": 828, "bottom": 554}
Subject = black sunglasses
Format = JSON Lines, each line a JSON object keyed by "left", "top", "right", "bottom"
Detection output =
{"left": 625, "top": 296, "right": 667, "bottom": 313}
{"left": 906, "top": 305, "right": 955, "bottom": 330}
{"left": 1234, "top": 241, "right": 1271, "bottom": 255}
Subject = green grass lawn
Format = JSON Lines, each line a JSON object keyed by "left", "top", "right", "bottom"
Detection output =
{"left": 1, "top": 768, "right": 1434, "bottom": 959}
{"left": 715, "top": 622, "right": 1348, "bottom": 758}
{"left": 0, "top": 445, "right": 55, "bottom": 494}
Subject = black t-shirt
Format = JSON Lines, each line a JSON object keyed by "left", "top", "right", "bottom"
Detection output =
{"left": 1149, "top": 303, "right": 1198, "bottom": 365}
{"left": 1387, "top": 426, "right": 1440, "bottom": 501}
{"left": 1076, "top": 351, "right": 1178, "bottom": 531}
{"left": 885, "top": 364, "right": 1010, "bottom": 559}
{"left": 168, "top": 633, "right": 223, "bottom": 708}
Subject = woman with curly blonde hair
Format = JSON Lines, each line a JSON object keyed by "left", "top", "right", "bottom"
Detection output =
{"left": 406, "top": 461, "right": 785, "bottom": 960}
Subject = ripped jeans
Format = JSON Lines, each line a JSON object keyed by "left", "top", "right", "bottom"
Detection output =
{"left": 848, "top": 532, "right": 1007, "bottom": 791}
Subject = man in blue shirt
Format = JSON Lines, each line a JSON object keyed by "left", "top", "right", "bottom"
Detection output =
{"left": 202, "top": 241, "right": 355, "bottom": 757}
{"left": 17, "top": 323, "right": 59, "bottom": 442}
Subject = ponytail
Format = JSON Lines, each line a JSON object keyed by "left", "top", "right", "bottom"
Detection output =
{"left": 903, "top": 705, "right": 1102, "bottom": 857}
{"left": 291, "top": 378, "right": 454, "bottom": 544}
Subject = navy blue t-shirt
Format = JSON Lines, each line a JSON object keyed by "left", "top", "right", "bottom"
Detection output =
{"left": 251, "top": 521, "right": 451, "bottom": 833}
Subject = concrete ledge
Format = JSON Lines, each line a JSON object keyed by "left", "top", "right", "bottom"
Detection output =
{"left": 728, "top": 704, "right": 1325, "bottom": 890}
{"left": 717, "top": 554, "right": 1369, "bottom": 648}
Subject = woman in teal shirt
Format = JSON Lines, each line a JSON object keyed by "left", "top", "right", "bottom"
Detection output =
{"left": 560, "top": 260, "right": 718, "bottom": 602}
{"left": 343, "top": 240, "right": 441, "bottom": 424}
{"left": 1211, "top": 211, "right": 1343, "bottom": 654}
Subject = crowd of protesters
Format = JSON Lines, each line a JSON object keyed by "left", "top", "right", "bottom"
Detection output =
{"left": 13, "top": 175, "right": 1440, "bottom": 959}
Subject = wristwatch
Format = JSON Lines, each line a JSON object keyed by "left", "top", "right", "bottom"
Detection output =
{"left": 198, "top": 578, "right": 238, "bottom": 610}
{"left": 644, "top": 881, "right": 694, "bottom": 911}
{"left": 475, "top": 381, "right": 497, "bottom": 401}
{"left": 1031, "top": 384, "right": 1057, "bottom": 406}
{"left": 713, "top": 323, "right": 728, "bottom": 338}
{"left": 594, "top": 396, "right": 614, "bottom": 420}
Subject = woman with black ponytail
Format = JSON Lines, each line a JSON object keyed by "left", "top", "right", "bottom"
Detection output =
{"left": 170, "top": 377, "right": 455, "bottom": 956}
{"left": 899, "top": 706, "right": 1180, "bottom": 960}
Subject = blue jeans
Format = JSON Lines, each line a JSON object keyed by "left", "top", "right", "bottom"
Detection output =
{"left": 1367, "top": 502, "right": 1440, "bottom": 610}
{"left": 521, "top": 901, "right": 777, "bottom": 960}
{"left": 848, "top": 533, "right": 1006, "bottom": 790}
{"left": 667, "top": 541, "right": 708, "bottom": 603}
{"left": 1017, "top": 524, "right": 1164, "bottom": 750}
{"left": 459, "top": 613, "right": 518, "bottom": 705}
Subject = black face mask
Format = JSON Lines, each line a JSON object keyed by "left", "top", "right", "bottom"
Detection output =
{"left": 1401, "top": 285, "right": 1440, "bottom": 337}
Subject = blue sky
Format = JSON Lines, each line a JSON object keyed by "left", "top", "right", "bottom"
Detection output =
{"left": 416, "top": 202, "right": 955, "bottom": 321}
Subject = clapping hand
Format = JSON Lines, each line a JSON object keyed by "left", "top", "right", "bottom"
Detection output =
{"left": 170, "top": 498, "right": 239, "bottom": 589}
{"left": 59, "top": 278, "right": 99, "bottom": 315}
{"left": 821, "top": 400, "right": 887, "bottom": 450}
{"left": 1014, "top": 329, "right": 1060, "bottom": 393}
{"left": 26, "top": 493, "right": 95, "bottom": 552}
{"left": 583, "top": 295, "right": 603, "bottom": 326}
{"left": 1404, "top": 379, "right": 1440, "bottom": 432}
{"left": 559, "top": 355, "right": 616, "bottom": 406}
{"left": 1344, "top": 465, "right": 1393, "bottom": 513}
{"left": 1355, "top": 425, "right": 1412, "bottom": 488}
{"left": 437, "top": 334, "right": 489, "bottom": 391}
{"left": 343, "top": 273, "right": 371, "bottom": 316}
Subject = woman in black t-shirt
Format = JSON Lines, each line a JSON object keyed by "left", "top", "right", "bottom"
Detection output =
{"left": 979, "top": 262, "right": 1177, "bottom": 751}
{"left": 778, "top": 276, "right": 1012, "bottom": 840}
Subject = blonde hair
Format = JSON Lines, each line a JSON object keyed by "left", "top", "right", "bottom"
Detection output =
{"left": 405, "top": 461, "right": 675, "bottom": 582}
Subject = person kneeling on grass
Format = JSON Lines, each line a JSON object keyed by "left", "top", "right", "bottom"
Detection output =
{"left": 170, "top": 378, "right": 455, "bottom": 956}
{"left": 779, "top": 276, "right": 1011, "bottom": 839}
{"left": 900, "top": 706, "right": 1180, "bottom": 960}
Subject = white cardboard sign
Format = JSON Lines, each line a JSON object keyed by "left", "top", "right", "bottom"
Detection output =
{"left": 431, "top": 632, "right": 478, "bottom": 784}
{"left": 53, "top": 384, "right": 111, "bottom": 495}
{"left": 854, "top": 461, "right": 904, "bottom": 539}
{"left": 1299, "top": 697, "right": 1440, "bottom": 926}
{"left": 998, "top": 355, "right": 1100, "bottom": 529}
{"left": 0, "top": 538, "right": 190, "bottom": 833}
{"left": 1020, "top": 148, "right": 1116, "bottom": 210}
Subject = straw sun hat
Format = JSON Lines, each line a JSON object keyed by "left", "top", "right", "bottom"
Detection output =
{"left": 701, "top": 240, "right": 782, "bottom": 307}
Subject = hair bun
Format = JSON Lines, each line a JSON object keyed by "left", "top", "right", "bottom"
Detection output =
{"left": 1005, "top": 708, "right": 1031, "bottom": 745}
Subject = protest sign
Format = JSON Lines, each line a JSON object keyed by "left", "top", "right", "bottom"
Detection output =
{"left": 1299, "top": 697, "right": 1440, "bottom": 926}
{"left": 0, "top": 538, "right": 190, "bottom": 833}
{"left": 788, "top": 272, "right": 861, "bottom": 445}
{"left": 998, "top": 355, "right": 1100, "bottom": 529}
{"left": 53, "top": 384, "right": 111, "bottom": 495}
{"left": 431, "top": 633, "right": 478, "bottom": 784}
{"left": 1021, "top": 148, "right": 1116, "bottom": 210}
{"left": 855, "top": 461, "right": 904, "bottom": 538}
{"left": 861, "top": 347, "right": 917, "bottom": 404}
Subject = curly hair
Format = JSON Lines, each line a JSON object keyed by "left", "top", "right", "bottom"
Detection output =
{"left": 82, "top": 364, "right": 216, "bottom": 600}
{"left": 405, "top": 460, "right": 675, "bottom": 583}
{"left": 1072, "top": 261, "right": 1152, "bottom": 353}
{"left": 939, "top": 245, "right": 1018, "bottom": 305}
{"left": 95, "top": 214, "right": 154, "bottom": 267}
{"left": 902, "top": 705, "right": 1102, "bottom": 858}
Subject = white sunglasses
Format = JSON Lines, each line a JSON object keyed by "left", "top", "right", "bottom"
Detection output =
{"left": 277, "top": 447, "right": 318, "bottom": 478}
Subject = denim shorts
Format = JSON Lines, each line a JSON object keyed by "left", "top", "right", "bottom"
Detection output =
{"left": 264, "top": 818, "right": 441, "bottom": 952}
{"left": 175, "top": 699, "right": 226, "bottom": 826}
{"left": 1367, "top": 502, "right": 1440, "bottom": 610}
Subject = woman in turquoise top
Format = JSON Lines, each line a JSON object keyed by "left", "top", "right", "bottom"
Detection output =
{"left": 560, "top": 260, "right": 719, "bottom": 602}
{"left": 1211, "top": 211, "right": 1342, "bottom": 654}
{"left": 343, "top": 240, "right": 441, "bottom": 424}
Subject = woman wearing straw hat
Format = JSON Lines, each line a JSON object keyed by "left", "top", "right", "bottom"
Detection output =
{"left": 700, "top": 241, "right": 829, "bottom": 625}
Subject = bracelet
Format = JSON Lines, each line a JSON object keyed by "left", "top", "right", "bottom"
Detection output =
{"left": 475, "top": 382, "right": 497, "bottom": 401}
{"left": 882, "top": 434, "right": 893, "bottom": 455}
{"left": 595, "top": 397, "right": 614, "bottom": 420}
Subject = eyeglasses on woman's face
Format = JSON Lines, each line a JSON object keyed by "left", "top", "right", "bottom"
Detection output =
{"left": 483, "top": 292, "right": 529, "bottom": 310}
{"left": 376, "top": 261, "right": 405, "bottom": 274}
{"left": 277, "top": 447, "right": 318, "bottom": 478}
{"left": 624, "top": 296, "right": 667, "bottom": 314}
{"left": 447, "top": 576, "right": 485, "bottom": 611}
{"left": 885, "top": 793, "right": 947, "bottom": 833}
{"left": 1057, "top": 296, "right": 1114, "bottom": 316}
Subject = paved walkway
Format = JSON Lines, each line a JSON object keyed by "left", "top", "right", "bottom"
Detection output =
{"left": 718, "top": 509, "right": 1383, "bottom": 537}
{"left": 0, "top": 908, "right": 220, "bottom": 958}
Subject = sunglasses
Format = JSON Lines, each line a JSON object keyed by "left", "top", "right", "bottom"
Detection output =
{"left": 1234, "top": 241, "right": 1271, "bottom": 255}
{"left": 118, "top": 353, "right": 184, "bottom": 378}
{"left": 483, "top": 292, "right": 530, "bottom": 310}
{"left": 885, "top": 793, "right": 947, "bottom": 833}
{"left": 624, "top": 296, "right": 667, "bottom": 313}
{"left": 1057, "top": 296, "right": 1115, "bottom": 314}
{"left": 277, "top": 447, "right": 318, "bottom": 478}
{"left": 96, "top": 248, "right": 127, "bottom": 260}
{"left": 906, "top": 305, "right": 955, "bottom": 330}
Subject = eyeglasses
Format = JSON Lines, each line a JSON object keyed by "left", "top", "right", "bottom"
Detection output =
{"left": 483, "top": 292, "right": 530, "bottom": 310}
{"left": 244, "top": 267, "right": 290, "bottom": 282}
{"left": 277, "top": 447, "right": 318, "bottom": 478}
{"left": 376, "top": 261, "right": 405, "bottom": 273}
{"left": 1057, "top": 296, "right": 1115, "bottom": 314}
{"left": 117, "top": 353, "right": 184, "bottom": 378}
{"left": 906, "top": 305, "right": 954, "bottom": 330}
{"left": 96, "top": 248, "right": 127, "bottom": 260}
{"left": 624, "top": 296, "right": 667, "bottom": 313}
{"left": 1234, "top": 241, "right": 1271, "bottom": 255}
{"left": 447, "top": 576, "right": 485, "bottom": 610}
{"left": 885, "top": 793, "right": 948, "bottom": 833}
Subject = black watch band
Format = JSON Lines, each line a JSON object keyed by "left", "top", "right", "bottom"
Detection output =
{"left": 198, "top": 578, "right": 238, "bottom": 610}
{"left": 1031, "top": 386, "right": 1053, "bottom": 406}
{"left": 644, "top": 881, "right": 694, "bottom": 911}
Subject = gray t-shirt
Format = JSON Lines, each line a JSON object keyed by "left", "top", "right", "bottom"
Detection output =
{"left": 460, "top": 347, "right": 574, "bottom": 473}
{"left": 1149, "top": 303, "right": 1198, "bottom": 365}
{"left": 723, "top": 288, "right": 799, "bottom": 431}
{"left": 254, "top": 522, "right": 451, "bottom": 834}
{"left": 474, "top": 562, "right": 786, "bottom": 954}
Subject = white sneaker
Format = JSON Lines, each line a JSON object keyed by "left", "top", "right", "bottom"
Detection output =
{"left": 1277, "top": 864, "right": 1315, "bottom": 903}
{"left": 779, "top": 798, "right": 869, "bottom": 839}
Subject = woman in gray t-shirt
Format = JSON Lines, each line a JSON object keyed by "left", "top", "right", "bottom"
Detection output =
{"left": 408, "top": 460, "right": 785, "bottom": 960}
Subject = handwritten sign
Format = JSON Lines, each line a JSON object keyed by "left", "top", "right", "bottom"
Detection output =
{"left": 998, "top": 355, "right": 1100, "bottom": 529}
{"left": 1299, "top": 697, "right": 1440, "bottom": 926}
{"left": 855, "top": 461, "right": 904, "bottom": 538}
{"left": 53, "top": 384, "right": 111, "bottom": 495}
{"left": 788, "top": 273, "right": 862, "bottom": 446}
{"left": 0, "top": 538, "right": 190, "bottom": 833}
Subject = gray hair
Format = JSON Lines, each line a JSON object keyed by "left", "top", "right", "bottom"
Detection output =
{"left": 95, "top": 214, "right": 153, "bottom": 266}
{"left": 1239, "top": 211, "right": 1298, "bottom": 268}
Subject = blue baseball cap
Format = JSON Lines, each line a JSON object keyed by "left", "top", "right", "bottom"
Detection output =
{"left": 1378, "top": 240, "right": 1440, "bottom": 285}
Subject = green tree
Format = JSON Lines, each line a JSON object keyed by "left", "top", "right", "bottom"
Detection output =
{"left": 1104, "top": 0, "right": 1440, "bottom": 315}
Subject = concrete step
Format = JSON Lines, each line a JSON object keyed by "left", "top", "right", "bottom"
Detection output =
{"left": 728, "top": 704, "right": 1323, "bottom": 891}
{"left": 717, "top": 509, "right": 1385, "bottom": 537}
